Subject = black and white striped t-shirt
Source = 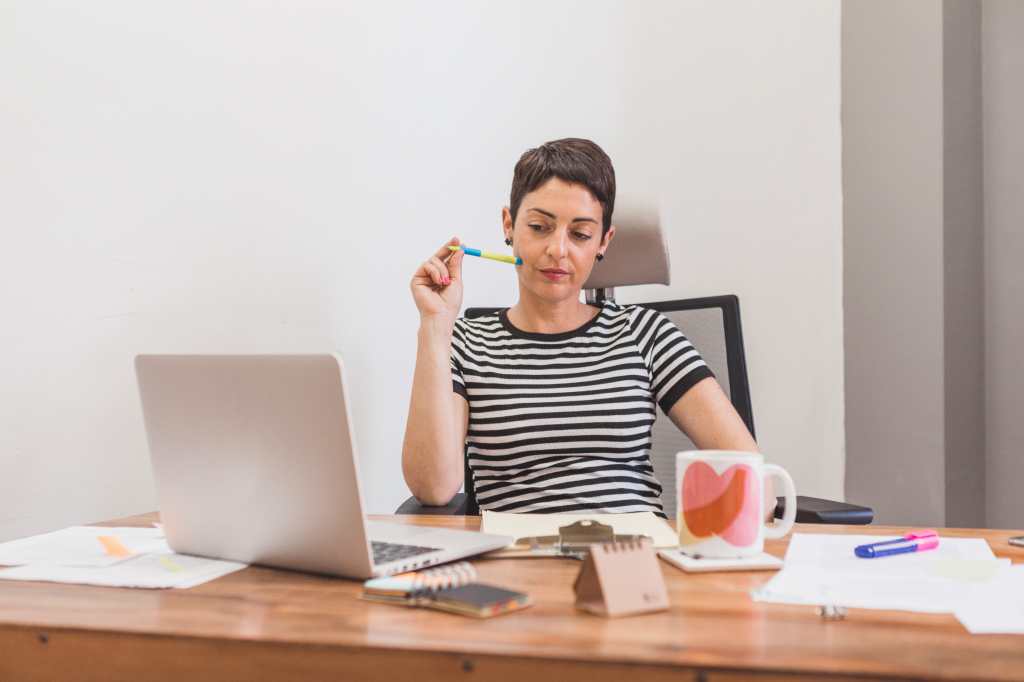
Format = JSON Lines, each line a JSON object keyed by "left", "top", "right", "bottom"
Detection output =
{"left": 450, "top": 301, "right": 714, "bottom": 517}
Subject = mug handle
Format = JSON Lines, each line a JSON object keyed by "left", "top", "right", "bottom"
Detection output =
{"left": 763, "top": 464, "right": 796, "bottom": 539}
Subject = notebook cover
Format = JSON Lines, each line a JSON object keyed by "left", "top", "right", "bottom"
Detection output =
{"left": 428, "top": 583, "right": 532, "bottom": 618}
{"left": 362, "top": 574, "right": 419, "bottom": 598}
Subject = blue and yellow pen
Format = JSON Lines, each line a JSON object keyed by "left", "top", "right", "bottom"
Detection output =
{"left": 448, "top": 245, "right": 522, "bottom": 266}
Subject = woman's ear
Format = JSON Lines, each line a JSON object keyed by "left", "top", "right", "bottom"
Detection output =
{"left": 501, "top": 206, "right": 514, "bottom": 242}
{"left": 600, "top": 224, "right": 617, "bottom": 254}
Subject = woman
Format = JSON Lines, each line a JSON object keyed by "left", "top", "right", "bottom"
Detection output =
{"left": 402, "top": 138, "right": 763, "bottom": 517}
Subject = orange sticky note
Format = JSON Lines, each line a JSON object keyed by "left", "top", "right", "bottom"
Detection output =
{"left": 97, "top": 535, "right": 133, "bottom": 558}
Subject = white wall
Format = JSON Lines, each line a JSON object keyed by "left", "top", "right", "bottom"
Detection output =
{"left": 0, "top": 1, "right": 843, "bottom": 541}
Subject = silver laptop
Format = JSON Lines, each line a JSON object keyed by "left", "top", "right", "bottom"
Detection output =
{"left": 134, "top": 354, "right": 511, "bottom": 579}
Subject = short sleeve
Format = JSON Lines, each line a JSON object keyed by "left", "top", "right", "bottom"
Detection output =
{"left": 636, "top": 310, "right": 715, "bottom": 414}
{"left": 450, "top": 320, "right": 469, "bottom": 401}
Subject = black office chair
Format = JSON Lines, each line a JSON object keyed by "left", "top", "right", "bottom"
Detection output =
{"left": 397, "top": 207, "right": 872, "bottom": 524}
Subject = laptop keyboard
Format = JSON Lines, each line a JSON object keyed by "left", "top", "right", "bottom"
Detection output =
{"left": 371, "top": 540, "right": 440, "bottom": 565}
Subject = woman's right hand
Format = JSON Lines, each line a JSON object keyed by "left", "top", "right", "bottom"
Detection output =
{"left": 410, "top": 237, "right": 464, "bottom": 325}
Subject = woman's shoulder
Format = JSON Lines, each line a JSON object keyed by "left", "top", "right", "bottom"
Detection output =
{"left": 453, "top": 311, "right": 504, "bottom": 339}
{"left": 600, "top": 300, "right": 657, "bottom": 326}
{"left": 600, "top": 302, "right": 685, "bottom": 342}
{"left": 455, "top": 310, "right": 502, "bottom": 326}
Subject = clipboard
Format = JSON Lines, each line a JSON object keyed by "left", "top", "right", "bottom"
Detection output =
{"left": 489, "top": 520, "right": 650, "bottom": 560}
{"left": 481, "top": 510, "right": 679, "bottom": 549}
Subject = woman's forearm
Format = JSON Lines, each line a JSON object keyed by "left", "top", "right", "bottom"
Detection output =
{"left": 402, "top": 318, "right": 464, "bottom": 505}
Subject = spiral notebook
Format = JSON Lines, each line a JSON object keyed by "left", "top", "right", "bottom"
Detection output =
{"left": 361, "top": 562, "right": 532, "bottom": 618}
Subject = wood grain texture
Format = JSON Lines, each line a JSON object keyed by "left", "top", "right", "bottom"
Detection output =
{"left": 1, "top": 513, "right": 1022, "bottom": 681}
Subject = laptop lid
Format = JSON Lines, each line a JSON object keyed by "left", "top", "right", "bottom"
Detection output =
{"left": 135, "top": 354, "right": 377, "bottom": 578}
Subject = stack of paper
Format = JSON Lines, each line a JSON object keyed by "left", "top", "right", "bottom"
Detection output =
{"left": 0, "top": 526, "right": 246, "bottom": 589}
{"left": 751, "top": 533, "right": 1024, "bottom": 634}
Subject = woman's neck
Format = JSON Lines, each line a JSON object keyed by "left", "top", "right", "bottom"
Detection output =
{"left": 506, "top": 292, "right": 601, "bottom": 334}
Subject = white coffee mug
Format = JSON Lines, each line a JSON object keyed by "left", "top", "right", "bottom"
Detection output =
{"left": 675, "top": 450, "right": 797, "bottom": 558}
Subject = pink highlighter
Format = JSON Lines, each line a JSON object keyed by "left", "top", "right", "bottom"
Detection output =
{"left": 854, "top": 530, "right": 939, "bottom": 559}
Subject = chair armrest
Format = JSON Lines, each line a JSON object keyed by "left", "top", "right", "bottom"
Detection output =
{"left": 775, "top": 495, "right": 874, "bottom": 525}
{"left": 394, "top": 493, "right": 471, "bottom": 515}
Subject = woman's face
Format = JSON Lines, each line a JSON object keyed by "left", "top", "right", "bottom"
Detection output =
{"left": 502, "top": 177, "right": 615, "bottom": 305}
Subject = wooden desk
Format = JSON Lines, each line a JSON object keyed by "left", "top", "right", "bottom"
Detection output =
{"left": 1, "top": 515, "right": 1022, "bottom": 682}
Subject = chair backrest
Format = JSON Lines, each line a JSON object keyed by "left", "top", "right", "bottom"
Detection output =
{"left": 463, "top": 295, "right": 755, "bottom": 520}
{"left": 582, "top": 203, "right": 669, "bottom": 291}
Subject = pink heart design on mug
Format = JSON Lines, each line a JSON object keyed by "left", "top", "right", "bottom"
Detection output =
{"left": 681, "top": 461, "right": 759, "bottom": 546}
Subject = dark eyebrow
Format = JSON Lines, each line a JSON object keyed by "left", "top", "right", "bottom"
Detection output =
{"left": 527, "top": 207, "right": 598, "bottom": 225}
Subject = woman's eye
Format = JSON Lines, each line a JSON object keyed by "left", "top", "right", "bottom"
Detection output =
{"left": 572, "top": 232, "right": 591, "bottom": 241}
{"left": 529, "top": 224, "right": 548, "bottom": 231}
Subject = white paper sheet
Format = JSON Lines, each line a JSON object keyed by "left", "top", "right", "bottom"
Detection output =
{"left": 751, "top": 533, "right": 1009, "bottom": 614}
{"left": 953, "top": 565, "right": 1024, "bottom": 634}
{"left": 481, "top": 511, "right": 678, "bottom": 548}
{"left": 0, "top": 525, "right": 246, "bottom": 589}
{"left": 783, "top": 533, "right": 996, "bottom": 566}
{"left": 0, "top": 526, "right": 171, "bottom": 567}
{"left": 0, "top": 552, "right": 246, "bottom": 589}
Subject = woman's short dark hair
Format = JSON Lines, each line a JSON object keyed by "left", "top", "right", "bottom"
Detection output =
{"left": 509, "top": 138, "right": 616, "bottom": 235}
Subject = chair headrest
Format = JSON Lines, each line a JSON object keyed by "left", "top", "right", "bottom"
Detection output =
{"left": 583, "top": 202, "right": 670, "bottom": 290}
